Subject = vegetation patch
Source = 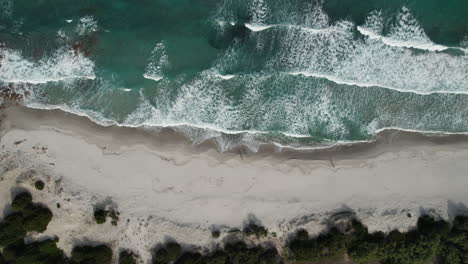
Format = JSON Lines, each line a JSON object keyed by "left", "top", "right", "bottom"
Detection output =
{"left": 34, "top": 180, "right": 45, "bottom": 191}
{"left": 211, "top": 230, "right": 221, "bottom": 239}
{"left": 94, "top": 208, "right": 120, "bottom": 226}
{"left": 243, "top": 223, "right": 268, "bottom": 238}
{"left": 71, "top": 245, "right": 113, "bottom": 264}
{"left": 119, "top": 250, "right": 138, "bottom": 264}
{"left": 2, "top": 239, "right": 65, "bottom": 264}
{"left": 0, "top": 192, "right": 53, "bottom": 247}
{"left": 287, "top": 215, "right": 468, "bottom": 264}
{"left": 153, "top": 242, "right": 182, "bottom": 264}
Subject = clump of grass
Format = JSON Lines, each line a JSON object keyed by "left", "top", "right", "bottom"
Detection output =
{"left": 34, "top": 180, "right": 45, "bottom": 191}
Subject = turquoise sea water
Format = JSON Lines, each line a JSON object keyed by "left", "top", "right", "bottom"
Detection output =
{"left": 0, "top": 0, "right": 467, "bottom": 150}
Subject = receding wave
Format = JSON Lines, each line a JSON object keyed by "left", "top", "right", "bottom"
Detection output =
{"left": 0, "top": 48, "right": 95, "bottom": 84}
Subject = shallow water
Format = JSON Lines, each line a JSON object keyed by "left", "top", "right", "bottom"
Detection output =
{"left": 0, "top": 0, "right": 467, "bottom": 150}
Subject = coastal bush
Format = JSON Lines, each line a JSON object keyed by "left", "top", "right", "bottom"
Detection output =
{"left": 153, "top": 242, "right": 182, "bottom": 264}
{"left": 34, "top": 180, "right": 45, "bottom": 191}
{"left": 224, "top": 241, "right": 281, "bottom": 264}
{"left": 23, "top": 206, "right": 53, "bottom": 232}
{"left": 204, "top": 250, "right": 228, "bottom": 264}
{"left": 2, "top": 239, "right": 65, "bottom": 264}
{"left": 174, "top": 252, "right": 203, "bottom": 264}
{"left": 11, "top": 192, "right": 33, "bottom": 211}
{"left": 243, "top": 223, "right": 268, "bottom": 238}
{"left": 288, "top": 227, "right": 347, "bottom": 262}
{"left": 119, "top": 250, "right": 138, "bottom": 264}
{"left": 94, "top": 209, "right": 108, "bottom": 224}
{"left": 71, "top": 245, "right": 113, "bottom": 264}
{"left": 211, "top": 230, "right": 220, "bottom": 238}
{"left": 438, "top": 216, "right": 468, "bottom": 264}
{"left": 287, "top": 215, "right": 459, "bottom": 264}
{"left": 0, "top": 213, "right": 26, "bottom": 246}
{"left": 94, "top": 209, "right": 119, "bottom": 225}
{"left": 6, "top": 192, "right": 53, "bottom": 233}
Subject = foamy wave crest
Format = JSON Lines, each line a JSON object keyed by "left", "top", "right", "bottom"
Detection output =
{"left": 143, "top": 42, "right": 168, "bottom": 82}
{"left": 357, "top": 8, "right": 451, "bottom": 51}
{"left": 249, "top": 15, "right": 468, "bottom": 94}
{"left": 0, "top": 47, "right": 95, "bottom": 84}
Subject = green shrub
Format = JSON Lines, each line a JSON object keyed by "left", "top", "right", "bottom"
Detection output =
{"left": 11, "top": 192, "right": 33, "bottom": 211}
{"left": 94, "top": 209, "right": 119, "bottom": 225}
{"left": 34, "top": 180, "right": 45, "bottom": 191}
{"left": 71, "top": 245, "right": 113, "bottom": 264}
{"left": 288, "top": 227, "right": 347, "bottom": 262}
{"left": 119, "top": 250, "right": 138, "bottom": 264}
{"left": 154, "top": 242, "right": 182, "bottom": 264}
{"left": 0, "top": 213, "right": 26, "bottom": 247}
{"left": 211, "top": 230, "right": 220, "bottom": 239}
{"left": 243, "top": 223, "right": 268, "bottom": 238}
{"left": 0, "top": 252, "right": 4, "bottom": 264}
{"left": 438, "top": 216, "right": 468, "bottom": 264}
{"left": 174, "top": 252, "right": 203, "bottom": 264}
{"left": 94, "top": 209, "right": 107, "bottom": 224}
{"left": 23, "top": 206, "right": 53, "bottom": 232}
{"left": 224, "top": 241, "right": 281, "bottom": 264}
{"left": 2, "top": 239, "right": 65, "bottom": 264}
{"left": 204, "top": 251, "right": 228, "bottom": 264}
{"left": 109, "top": 210, "right": 120, "bottom": 226}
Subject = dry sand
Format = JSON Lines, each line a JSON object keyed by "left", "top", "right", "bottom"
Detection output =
{"left": 1, "top": 106, "right": 468, "bottom": 263}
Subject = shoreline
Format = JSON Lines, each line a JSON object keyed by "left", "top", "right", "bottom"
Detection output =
{"left": 9, "top": 104, "right": 468, "bottom": 158}
{"left": 1, "top": 105, "right": 468, "bottom": 262}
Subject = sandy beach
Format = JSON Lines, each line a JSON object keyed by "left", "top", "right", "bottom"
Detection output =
{"left": 1, "top": 105, "right": 468, "bottom": 262}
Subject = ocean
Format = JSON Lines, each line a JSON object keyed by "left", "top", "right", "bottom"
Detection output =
{"left": 0, "top": 0, "right": 467, "bottom": 151}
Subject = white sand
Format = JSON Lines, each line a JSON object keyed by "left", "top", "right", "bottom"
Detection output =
{"left": 1, "top": 106, "right": 468, "bottom": 263}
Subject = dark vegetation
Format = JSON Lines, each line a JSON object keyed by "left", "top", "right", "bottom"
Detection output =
{"left": 243, "top": 223, "right": 268, "bottom": 238}
{"left": 1, "top": 189, "right": 467, "bottom": 264}
{"left": 153, "top": 240, "right": 282, "bottom": 264}
{"left": 34, "top": 180, "right": 45, "bottom": 191}
{"left": 119, "top": 250, "right": 138, "bottom": 264}
{"left": 94, "top": 208, "right": 120, "bottom": 226}
{"left": 70, "top": 245, "right": 113, "bottom": 264}
{"left": 2, "top": 239, "right": 66, "bottom": 264}
{"left": 211, "top": 230, "right": 221, "bottom": 239}
{"left": 0, "top": 192, "right": 52, "bottom": 247}
{"left": 0, "top": 192, "right": 64, "bottom": 264}
{"left": 287, "top": 215, "right": 468, "bottom": 264}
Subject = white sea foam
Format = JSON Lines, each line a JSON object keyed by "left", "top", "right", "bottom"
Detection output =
{"left": 0, "top": 47, "right": 95, "bottom": 84}
{"left": 215, "top": 73, "right": 235, "bottom": 80}
{"left": 76, "top": 16, "right": 98, "bottom": 35}
{"left": 244, "top": 23, "right": 273, "bottom": 32}
{"left": 143, "top": 42, "right": 168, "bottom": 82}
{"left": 264, "top": 10, "right": 468, "bottom": 94}
{"left": 357, "top": 8, "right": 451, "bottom": 52}
{"left": 288, "top": 71, "right": 468, "bottom": 95}
{"left": 357, "top": 26, "right": 449, "bottom": 51}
